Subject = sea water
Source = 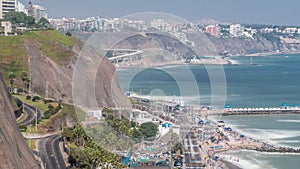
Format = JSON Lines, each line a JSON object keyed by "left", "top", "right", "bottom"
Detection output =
{"left": 117, "top": 54, "right": 300, "bottom": 169}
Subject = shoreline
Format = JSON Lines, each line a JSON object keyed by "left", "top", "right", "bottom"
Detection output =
{"left": 115, "top": 51, "right": 300, "bottom": 69}
{"left": 131, "top": 96, "right": 300, "bottom": 169}
{"left": 115, "top": 57, "right": 231, "bottom": 69}
{"left": 219, "top": 159, "right": 242, "bottom": 169}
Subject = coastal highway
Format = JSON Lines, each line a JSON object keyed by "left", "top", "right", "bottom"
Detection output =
{"left": 21, "top": 103, "right": 42, "bottom": 126}
{"left": 38, "top": 135, "right": 66, "bottom": 169}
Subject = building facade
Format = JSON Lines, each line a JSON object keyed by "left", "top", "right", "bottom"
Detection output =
{"left": 27, "top": 3, "right": 47, "bottom": 22}
{"left": 229, "top": 24, "right": 244, "bottom": 37}
{"left": 206, "top": 25, "right": 219, "bottom": 36}
{"left": 16, "top": 0, "right": 26, "bottom": 14}
{"left": 0, "top": 0, "right": 16, "bottom": 19}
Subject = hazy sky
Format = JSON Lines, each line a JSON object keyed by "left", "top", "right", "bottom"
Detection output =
{"left": 22, "top": 0, "right": 300, "bottom": 25}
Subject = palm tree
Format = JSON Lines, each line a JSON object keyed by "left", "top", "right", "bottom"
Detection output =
{"left": 72, "top": 123, "right": 85, "bottom": 146}
{"left": 20, "top": 71, "right": 28, "bottom": 93}
{"left": 8, "top": 72, "right": 16, "bottom": 93}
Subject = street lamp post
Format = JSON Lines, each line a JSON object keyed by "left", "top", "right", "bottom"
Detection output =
{"left": 35, "top": 107, "right": 38, "bottom": 131}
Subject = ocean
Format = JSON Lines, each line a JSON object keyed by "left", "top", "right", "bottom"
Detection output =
{"left": 117, "top": 54, "right": 300, "bottom": 169}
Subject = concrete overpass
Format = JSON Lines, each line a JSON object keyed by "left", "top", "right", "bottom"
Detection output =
{"left": 105, "top": 49, "right": 143, "bottom": 63}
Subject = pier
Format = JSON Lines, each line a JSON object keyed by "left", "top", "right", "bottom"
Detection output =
{"left": 221, "top": 104, "right": 300, "bottom": 116}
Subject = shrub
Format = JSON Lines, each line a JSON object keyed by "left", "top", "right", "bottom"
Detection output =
{"left": 32, "top": 96, "right": 40, "bottom": 102}
{"left": 19, "top": 124, "right": 27, "bottom": 132}
{"left": 44, "top": 110, "right": 51, "bottom": 119}
{"left": 26, "top": 95, "right": 31, "bottom": 100}
{"left": 43, "top": 99, "right": 52, "bottom": 104}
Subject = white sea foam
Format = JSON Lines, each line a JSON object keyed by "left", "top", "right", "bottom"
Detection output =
{"left": 240, "top": 128, "right": 300, "bottom": 140}
{"left": 220, "top": 150, "right": 277, "bottom": 169}
{"left": 276, "top": 119, "right": 300, "bottom": 123}
{"left": 221, "top": 154, "right": 269, "bottom": 169}
{"left": 226, "top": 59, "right": 240, "bottom": 65}
{"left": 228, "top": 124, "right": 248, "bottom": 128}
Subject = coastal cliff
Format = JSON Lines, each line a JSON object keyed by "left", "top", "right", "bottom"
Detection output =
{"left": 74, "top": 31, "right": 296, "bottom": 59}
{"left": 196, "top": 33, "right": 280, "bottom": 55}
{"left": 0, "top": 30, "right": 129, "bottom": 108}
{"left": 0, "top": 75, "right": 40, "bottom": 168}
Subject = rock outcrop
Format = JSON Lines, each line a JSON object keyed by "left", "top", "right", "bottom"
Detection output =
{"left": 0, "top": 75, "right": 40, "bottom": 169}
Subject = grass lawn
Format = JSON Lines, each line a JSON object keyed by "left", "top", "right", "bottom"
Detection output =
{"left": 13, "top": 94, "right": 49, "bottom": 112}
{"left": 17, "top": 111, "right": 28, "bottom": 124}
{"left": 37, "top": 104, "right": 85, "bottom": 132}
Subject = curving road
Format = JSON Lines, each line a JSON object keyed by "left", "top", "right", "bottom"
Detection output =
{"left": 20, "top": 103, "right": 42, "bottom": 126}
{"left": 38, "top": 135, "right": 66, "bottom": 169}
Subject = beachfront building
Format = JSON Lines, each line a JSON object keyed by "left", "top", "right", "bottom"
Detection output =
{"left": 87, "top": 109, "right": 102, "bottom": 120}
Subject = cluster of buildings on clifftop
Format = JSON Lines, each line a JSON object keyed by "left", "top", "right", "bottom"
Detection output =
{"left": 49, "top": 16, "right": 300, "bottom": 40}
{"left": 0, "top": 0, "right": 47, "bottom": 21}
{"left": 0, "top": 0, "right": 48, "bottom": 35}
{"left": 48, "top": 17, "right": 194, "bottom": 33}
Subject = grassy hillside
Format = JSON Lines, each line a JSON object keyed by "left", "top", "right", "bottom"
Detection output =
{"left": 0, "top": 30, "right": 79, "bottom": 84}
{"left": 23, "top": 30, "right": 79, "bottom": 63}
{"left": 0, "top": 36, "right": 27, "bottom": 75}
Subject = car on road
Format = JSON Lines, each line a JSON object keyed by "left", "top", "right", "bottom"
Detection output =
{"left": 224, "top": 127, "right": 232, "bottom": 131}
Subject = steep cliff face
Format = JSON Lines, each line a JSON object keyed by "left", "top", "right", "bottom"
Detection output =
{"left": 0, "top": 75, "right": 39, "bottom": 169}
{"left": 113, "top": 33, "right": 196, "bottom": 62}
{"left": 74, "top": 32, "right": 283, "bottom": 58}
{"left": 25, "top": 33, "right": 129, "bottom": 109}
{"left": 202, "top": 34, "right": 279, "bottom": 55}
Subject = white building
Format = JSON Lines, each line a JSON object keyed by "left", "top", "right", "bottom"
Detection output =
{"left": 150, "top": 19, "right": 168, "bottom": 32}
{"left": 1, "top": 21, "right": 12, "bottom": 35}
{"left": 16, "top": 0, "right": 26, "bottom": 14}
{"left": 0, "top": 0, "right": 16, "bottom": 19}
{"left": 283, "top": 27, "right": 297, "bottom": 34}
{"left": 27, "top": 4, "right": 47, "bottom": 22}
{"left": 87, "top": 109, "right": 102, "bottom": 120}
{"left": 229, "top": 24, "right": 244, "bottom": 37}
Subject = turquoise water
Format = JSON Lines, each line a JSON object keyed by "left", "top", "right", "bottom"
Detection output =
{"left": 118, "top": 55, "right": 300, "bottom": 108}
{"left": 117, "top": 54, "right": 300, "bottom": 169}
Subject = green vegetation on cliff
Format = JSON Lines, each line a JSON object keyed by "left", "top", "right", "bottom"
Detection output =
{"left": 0, "top": 30, "right": 79, "bottom": 85}
{"left": 23, "top": 30, "right": 78, "bottom": 63}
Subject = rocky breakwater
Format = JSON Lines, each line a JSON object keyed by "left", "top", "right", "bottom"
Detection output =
{"left": 255, "top": 143, "right": 300, "bottom": 153}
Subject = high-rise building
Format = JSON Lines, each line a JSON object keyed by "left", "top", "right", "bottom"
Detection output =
{"left": 16, "top": 0, "right": 27, "bottom": 14}
{"left": 27, "top": 3, "right": 47, "bottom": 22}
{"left": 0, "top": 0, "right": 16, "bottom": 19}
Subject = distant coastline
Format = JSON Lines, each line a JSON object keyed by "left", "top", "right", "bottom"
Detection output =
{"left": 114, "top": 51, "right": 300, "bottom": 69}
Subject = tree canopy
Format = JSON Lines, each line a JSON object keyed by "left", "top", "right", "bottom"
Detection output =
{"left": 37, "top": 17, "right": 51, "bottom": 29}
{"left": 139, "top": 122, "right": 158, "bottom": 138}
{"left": 3, "top": 11, "right": 35, "bottom": 27}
